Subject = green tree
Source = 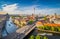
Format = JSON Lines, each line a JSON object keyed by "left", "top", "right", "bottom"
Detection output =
{"left": 51, "top": 27, "right": 55, "bottom": 31}
{"left": 44, "top": 16, "right": 47, "bottom": 20}
{"left": 29, "top": 35, "right": 34, "bottom": 39}
{"left": 44, "top": 26, "right": 51, "bottom": 30}
{"left": 35, "top": 35, "right": 40, "bottom": 39}
{"left": 11, "top": 16, "right": 15, "bottom": 19}
{"left": 39, "top": 26, "right": 44, "bottom": 30}
{"left": 28, "top": 20, "right": 34, "bottom": 24}
{"left": 57, "top": 27, "right": 60, "bottom": 32}
{"left": 43, "top": 36, "right": 48, "bottom": 39}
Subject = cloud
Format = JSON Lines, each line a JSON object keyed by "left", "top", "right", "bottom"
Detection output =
{"left": 1, "top": 3, "right": 60, "bottom": 15}
{"left": 2, "top": 3, "right": 22, "bottom": 14}
{"left": 19, "top": 5, "right": 60, "bottom": 15}
{"left": 35, "top": 8, "right": 60, "bottom": 15}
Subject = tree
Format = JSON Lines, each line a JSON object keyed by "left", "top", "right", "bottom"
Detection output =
{"left": 57, "top": 27, "right": 60, "bottom": 32}
{"left": 51, "top": 27, "right": 55, "bottom": 31}
{"left": 43, "top": 36, "right": 48, "bottom": 39}
{"left": 44, "top": 16, "right": 47, "bottom": 20}
{"left": 44, "top": 26, "right": 51, "bottom": 30}
{"left": 11, "top": 16, "right": 15, "bottom": 19}
{"left": 35, "top": 35, "right": 40, "bottom": 39}
{"left": 28, "top": 20, "right": 34, "bottom": 24}
{"left": 38, "top": 26, "right": 44, "bottom": 30}
{"left": 29, "top": 35, "right": 34, "bottom": 39}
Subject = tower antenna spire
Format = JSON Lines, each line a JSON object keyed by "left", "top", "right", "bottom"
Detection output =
{"left": 34, "top": 7, "right": 35, "bottom": 14}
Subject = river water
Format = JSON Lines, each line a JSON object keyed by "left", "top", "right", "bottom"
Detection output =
{"left": 2, "top": 17, "right": 18, "bottom": 37}
{"left": 1, "top": 17, "right": 60, "bottom": 39}
{"left": 24, "top": 28, "right": 60, "bottom": 39}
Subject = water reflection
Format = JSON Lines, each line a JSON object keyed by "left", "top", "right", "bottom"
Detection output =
{"left": 24, "top": 28, "right": 60, "bottom": 39}
{"left": 2, "top": 17, "right": 17, "bottom": 37}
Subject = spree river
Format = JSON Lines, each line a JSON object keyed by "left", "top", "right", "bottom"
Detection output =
{"left": 2, "top": 17, "right": 18, "bottom": 37}
{"left": 24, "top": 28, "right": 60, "bottom": 39}
{"left": 1, "top": 17, "right": 60, "bottom": 39}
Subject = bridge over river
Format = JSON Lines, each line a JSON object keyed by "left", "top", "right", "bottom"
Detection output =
{"left": 3, "top": 24, "right": 36, "bottom": 39}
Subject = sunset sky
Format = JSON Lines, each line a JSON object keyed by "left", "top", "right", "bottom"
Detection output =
{"left": 0, "top": 0, "right": 60, "bottom": 15}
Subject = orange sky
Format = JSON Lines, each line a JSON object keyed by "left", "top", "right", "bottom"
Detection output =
{"left": 0, "top": 11, "right": 7, "bottom": 14}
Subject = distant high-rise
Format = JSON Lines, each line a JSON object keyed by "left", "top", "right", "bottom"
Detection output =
{"left": 34, "top": 8, "right": 35, "bottom": 14}
{"left": 54, "top": 13, "right": 57, "bottom": 18}
{"left": 5, "top": 13, "right": 10, "bottom": 21}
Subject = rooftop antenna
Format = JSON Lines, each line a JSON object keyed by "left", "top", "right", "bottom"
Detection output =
{"left": 34, "top": 7, "right": 35, "bottom": 14}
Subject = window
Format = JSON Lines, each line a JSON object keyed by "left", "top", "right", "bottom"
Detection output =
{"left": 10, "top": 22, "right": 13, "bottom": 24}
{"left": 9, "top": 24, "right": 11, "bottom": 26}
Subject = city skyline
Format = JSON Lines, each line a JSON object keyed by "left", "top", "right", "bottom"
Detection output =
{"left": 0, "top": 0, "right": 60, "bottom": 15}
